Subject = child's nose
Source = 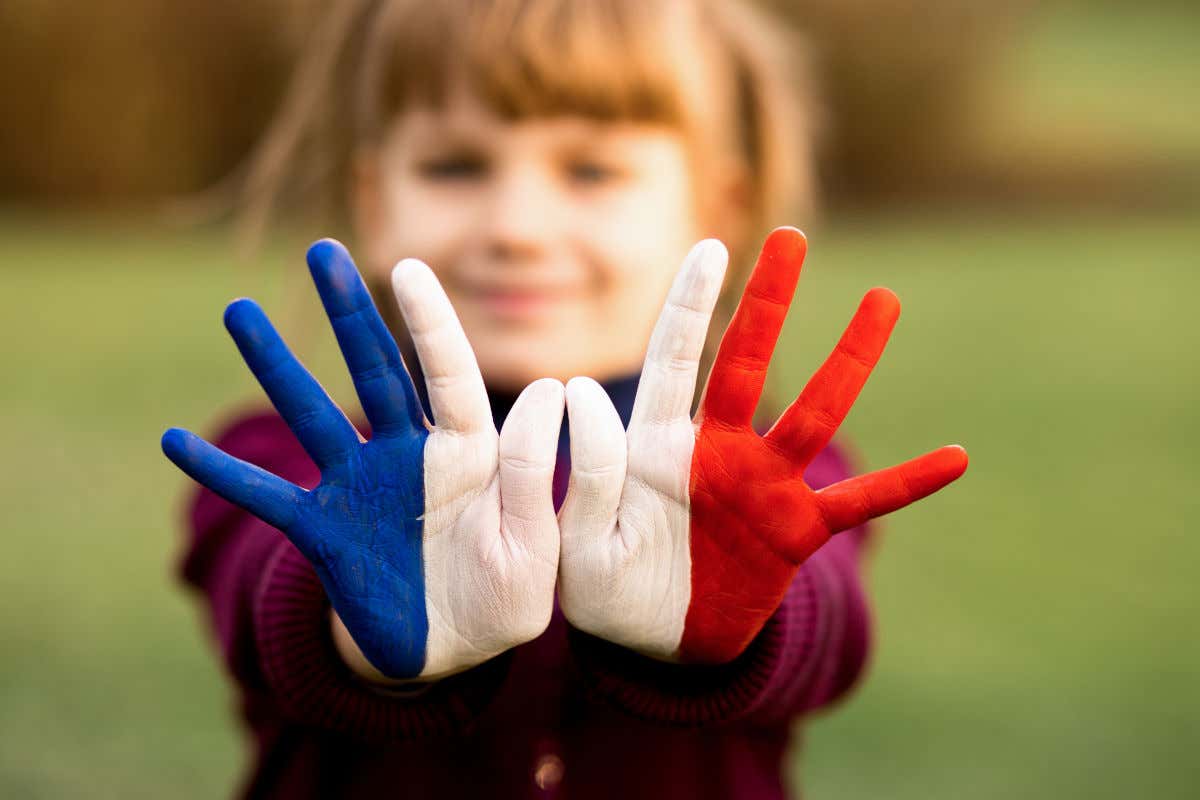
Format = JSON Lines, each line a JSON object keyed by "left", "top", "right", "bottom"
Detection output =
{"left": 482, "top": 167, "right": 562, "bottom": 263}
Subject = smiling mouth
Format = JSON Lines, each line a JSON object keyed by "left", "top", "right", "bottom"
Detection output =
{"left": 467, "top": 286, "right": 581, "bottom": 322}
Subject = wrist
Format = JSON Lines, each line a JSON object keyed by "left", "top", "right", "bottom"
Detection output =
{"left": 329, "top": 609, "right": 412, "bottom": 686}
{"left": 328, "top": 610, "right": 480, "bottom": 686}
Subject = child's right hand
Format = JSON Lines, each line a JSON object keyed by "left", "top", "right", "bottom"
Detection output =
{"left": 162, "top": 240, "right": 563, "bottom": 682}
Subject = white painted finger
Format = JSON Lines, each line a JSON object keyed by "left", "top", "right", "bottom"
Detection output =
{"left": 629, "top": 239, "right": 728, "bottom": 429}
{"left": 391, "top": 258, "right": 493, "bottom": 434}
{"left": 498, "top": 378, "right": 565, "bottom": 553}
{"left": 558, "top": 376, "right": 626, "bottom": 552}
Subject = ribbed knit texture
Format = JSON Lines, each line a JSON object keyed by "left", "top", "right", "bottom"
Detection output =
{"left": 255, "top": 539, "right": 514, "bottom": 741}
{"left": 176, "top": 377, "right": 874, "bottom": 799}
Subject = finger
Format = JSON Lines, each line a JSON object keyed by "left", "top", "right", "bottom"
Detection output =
{"left": 161, "top": 427, "right": 303, "bottom": 535}
{"left": 499, "top": 379, "right": 566, "bottom": 551}
{"left": 765, "top": 287, "right": 900, "bottom": 466}
{"left": 816, "top": 445, "right": 968, "bottom": 533}
{"left": 629, "top": 239, "right": 727, "bottom": 429}
{"left": 306, "top": 239, "right": 424, "bottom": 438}
{"left": 391, "top": 258, "right": 492, "bottom": 435}
{"left": 224, "top": 298, "right": 359, "bottom": 469}
{"left": 699, "top": 227, "right": 807, "bottom": 427}
{"left": 559, "top": 377, "right": 627, "bottom": 549}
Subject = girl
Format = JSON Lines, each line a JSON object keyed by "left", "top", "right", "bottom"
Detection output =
{"left": 163, "top": 0, "right": 967, "bottom": 797}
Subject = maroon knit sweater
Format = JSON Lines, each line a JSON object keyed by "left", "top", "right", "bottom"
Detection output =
{"left": 177, "top": 378, "right": 875, "bottom": 799}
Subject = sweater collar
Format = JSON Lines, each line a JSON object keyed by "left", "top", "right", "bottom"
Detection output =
{"left": 489, "top": 372, "right": 641, "bottom": 434}
{"left": 408, "top": 359, "right": 641, "bottom": 434}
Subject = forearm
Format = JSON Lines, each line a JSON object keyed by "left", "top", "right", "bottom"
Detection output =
{"left": 177, "top": 412, "right": 512, "bottom": 741}
{"left": 567, "top": 524, "right": 873, "bottom": 727}
{"left": 250, "top": 538, "right": 513, "bottom": 739}
{"left": 180, "top": 495, "right": 290, "bottom": 690}
{"left": 788, "top": 528, "right": 874, "bottom": 715}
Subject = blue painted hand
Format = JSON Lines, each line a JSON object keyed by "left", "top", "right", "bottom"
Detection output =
{"left": 162, "top": 240, "right": 563, "bottom": 680}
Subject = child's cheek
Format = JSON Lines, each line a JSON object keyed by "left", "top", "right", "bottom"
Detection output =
{"left": 387, "top": 189, "right": 468, "bottom": 264}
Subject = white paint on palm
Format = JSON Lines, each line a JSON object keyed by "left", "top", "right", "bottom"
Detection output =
{"left": 391, "top": 259, "right": 562, "bottom": 679}
{"left": 558, "top": 240, "right": 729, "bottom": 660}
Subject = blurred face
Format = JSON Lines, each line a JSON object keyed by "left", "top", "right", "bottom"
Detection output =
{"left": 356, "top": 88, "right": 704, "bottom": 392}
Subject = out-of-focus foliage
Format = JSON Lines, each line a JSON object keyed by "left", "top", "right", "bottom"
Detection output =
{"left": 5, "top": 1, "right": 1194, "bottom": 210}
{"left": 3, "top": 210, "right": 1197, "bottom": 799}
{"left": 1, "top": 2, "right": 1198, "bottom": 798}
{"left": 0, "top": 0, "right": 1034, "bottom": 206}
{"left": 0, "top": 0, "right": 318, "bottom": 201}
{"left": 773, "top": 0, "right": 1200, "bottom": 207}
{"left": 772, "top": 0, "right": 1033, "bottom": 201}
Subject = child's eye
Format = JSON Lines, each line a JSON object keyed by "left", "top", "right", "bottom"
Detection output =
{"left": 417, "top": 156, "right": 488, "bottom": 181}
{"left": 567, "top": 161, "right": 624, "bottom": 185}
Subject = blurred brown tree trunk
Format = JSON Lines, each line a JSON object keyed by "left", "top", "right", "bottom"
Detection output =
{"left": 0, "top": 0, "right": 318, "bottom": 204}
{"left": 0, "top": 0, "right": 1033, "bottom": 207}
{"left": 768, "top": 0, "right": 1033, "bottom": 204}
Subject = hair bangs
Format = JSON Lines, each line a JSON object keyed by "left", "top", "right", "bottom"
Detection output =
{"left": 364, "top": 0, "right": 701, "bottom": 134}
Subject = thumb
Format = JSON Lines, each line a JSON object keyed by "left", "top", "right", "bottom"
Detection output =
{"left": 498, "top": 378, "right": 565, "bottom": 558}
{"left": 557, "top": 377, "right": 626, "bottom": 558}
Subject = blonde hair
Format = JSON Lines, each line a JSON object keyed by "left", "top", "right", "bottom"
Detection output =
{"left": 240, "top": 0, "right": 818, "bottom": 394}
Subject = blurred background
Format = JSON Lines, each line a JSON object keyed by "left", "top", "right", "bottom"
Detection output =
{"left": 1, "top": 0, "right": 1197, "bottom": 797}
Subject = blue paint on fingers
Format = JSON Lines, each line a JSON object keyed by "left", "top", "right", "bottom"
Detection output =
{"left": 161, "top": 240, "right": 433, "bottom": 679}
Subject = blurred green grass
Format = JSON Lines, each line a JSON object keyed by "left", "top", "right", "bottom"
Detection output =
{"left": 1, "top": 209, "right": 1196, "bottom": 798}
{"left": 999, "top": 2, "right": 1200, "bottom": 158}
{"left": 789, "top": 213, "right": 1200, "bottom": 798}
{"left": 3, "top": 2, "right": 1200, "bottom": 796}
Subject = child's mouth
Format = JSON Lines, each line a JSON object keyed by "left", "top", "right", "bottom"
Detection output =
{"left": 471, "top": 287, "right": 578, "bottom": 323}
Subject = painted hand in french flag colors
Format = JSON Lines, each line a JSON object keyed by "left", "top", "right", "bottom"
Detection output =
{"left": 162, "top": 240, "right": 562, "bottom": 681}
{"left": 558, "top": 228, "right": 968, "bottom": 664}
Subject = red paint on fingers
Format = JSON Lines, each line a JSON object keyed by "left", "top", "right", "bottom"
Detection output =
{"left": 766, "top": 287, "right": 900, "bottom": 466}
{"left": 678, "top": 229, "right": 967, "bottom": 666}
{"left": 699, "top": 228, "right": 807, "bottom": 428}
{"left": 817, "top": 445, "right": 969, "bottom": 534}
{"left": 679, "top": 428, "right": 828, "bottom": 664}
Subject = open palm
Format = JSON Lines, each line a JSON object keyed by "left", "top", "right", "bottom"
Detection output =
{"left": 163, "top": 240, "right": 562, "bottom": 680}
{"left": 558, "top": 229, "right": 968, "bottom": 663}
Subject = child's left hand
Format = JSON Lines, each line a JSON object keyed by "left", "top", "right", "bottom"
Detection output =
{"left": 557, "top": 228, "right": 968, "bottom": 664}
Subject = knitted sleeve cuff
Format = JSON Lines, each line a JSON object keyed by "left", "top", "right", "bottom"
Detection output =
{"left": 566, "top": 565, "right": 826, "bottom": 727}
{"left": 253, "top": 539, "right": 512, "bottom": 742}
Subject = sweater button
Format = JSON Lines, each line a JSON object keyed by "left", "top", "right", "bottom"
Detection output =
{"left": 533, "top": 753, "right": 565, "bottom": 791}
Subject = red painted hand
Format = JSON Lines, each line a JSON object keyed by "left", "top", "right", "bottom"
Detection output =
{"left": 684, "top": 228, "right": 968, "bottom": 662}
{"left": 558, "top": 228, "right": 968, "bottom": 664}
